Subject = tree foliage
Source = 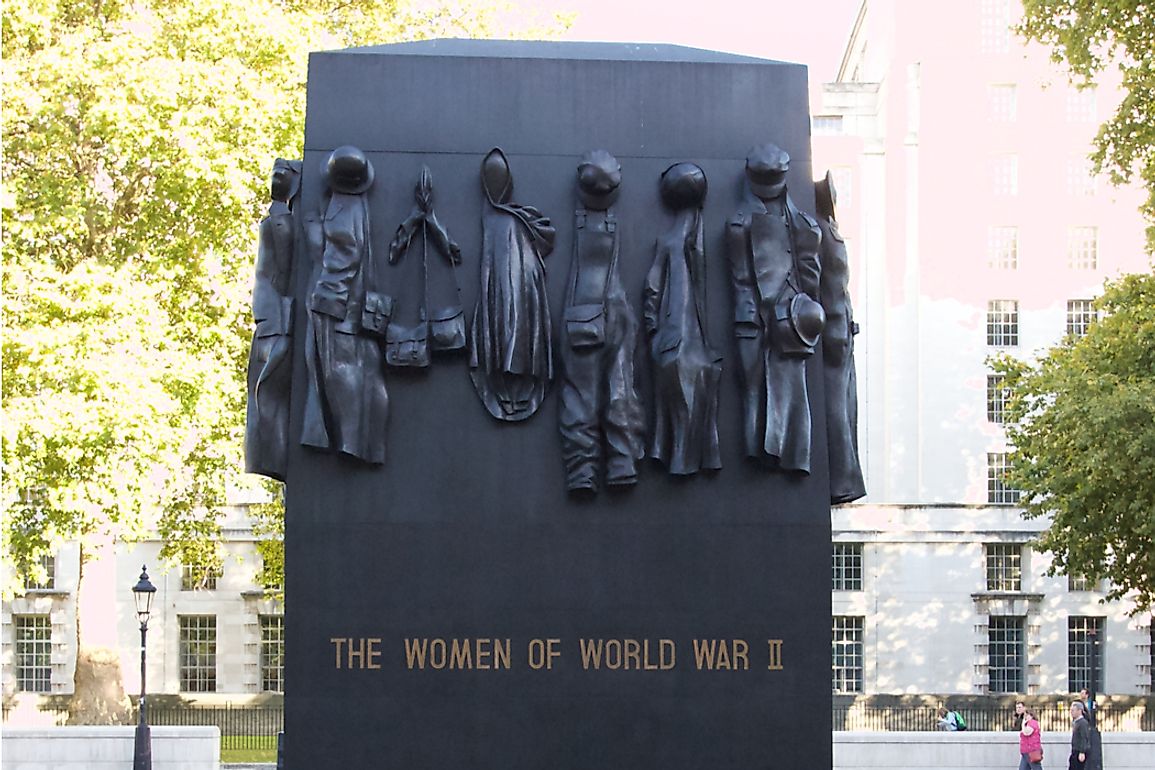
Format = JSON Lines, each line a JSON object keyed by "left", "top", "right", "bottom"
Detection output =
{"left": 1019, "top": 0, "right": 1155, "bottom": 248}
{"left": 993, "top": 271, "right": 1155, "bottom": 612}
{"left": 1, "top": 0, "right": 570, "bottom": 589}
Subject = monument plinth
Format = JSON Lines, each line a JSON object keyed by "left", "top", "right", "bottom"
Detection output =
{"left": 278, "top": 39, "right": 835, "bottom": 769}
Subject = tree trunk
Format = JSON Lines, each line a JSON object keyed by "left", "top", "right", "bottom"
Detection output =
{"left": 68, "top": 536, "right": 131, "bottom": 725}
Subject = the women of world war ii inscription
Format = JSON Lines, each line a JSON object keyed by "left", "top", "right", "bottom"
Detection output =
{"left": 254, "top": 39, "right": 860, "bottom": 770}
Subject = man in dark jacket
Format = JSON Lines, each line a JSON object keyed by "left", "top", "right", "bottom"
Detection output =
{"left": 1069, "top": 701, "right": 1091, "bottom": 770}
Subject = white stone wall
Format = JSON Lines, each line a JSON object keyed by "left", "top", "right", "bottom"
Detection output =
{"left": 0, "top": 726, "right": 219, "bottom": 770}
{"left": 116, "top": 530, "right": 282, "bottom": 701}
{"left": 834, "top": 731, "right": 1155, "bottom": 770}
{"left": 2, "top": 542, "right": 81, "bottom": 699}
{"left": 833, "top": 505, "right": 1151, "bottom": 695}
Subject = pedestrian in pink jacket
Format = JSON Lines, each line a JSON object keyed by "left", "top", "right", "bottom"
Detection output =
{"left": 1016, "top": 701, "right": 1044, "bottom": 769}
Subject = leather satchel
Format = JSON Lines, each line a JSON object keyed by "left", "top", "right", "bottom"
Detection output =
{"left": 428, "top": 305, "right": 466, "bottom": 351}
{"left": 1028, "top": 748, "right": 1043, "bottom": 763}
{"left": 385, "top": 322, "right": 430, "bottom": 368}
{"left": 565, "top": 303, "right": 606, "bottom": 350}
{"left": 361, "top": 291, "right": 393, "bottom": 338}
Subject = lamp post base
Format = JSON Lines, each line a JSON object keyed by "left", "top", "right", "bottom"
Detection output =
{"left": 133, "top": 721, "right": 152, "bottom": 770}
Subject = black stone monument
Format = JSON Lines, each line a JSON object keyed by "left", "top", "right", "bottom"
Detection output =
{"left": 284, "top": 39, "right": 832, "bottom": 769}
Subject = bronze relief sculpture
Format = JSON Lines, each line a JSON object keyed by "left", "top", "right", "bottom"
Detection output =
{"left": 725, "top": 143, "right": 824, "bottom": 474}
{"left": 644, "top": 162, "right": 723, "bottom": 475}
{"left": 300, "top": 145, "right": 390, "bottom": 464}
{"left": 385, "top": 165, "right": 465, "bottom": 368}
{"left": 558, "top": 151, "right": 646, "bottom": 493}
{"left": 245, "top": 158, "right": 301, "bottom": 481}
{"left": 816, "top": 171, "right": 866, "bottom": 503}
{"left": 469, "top": 148, "right": 556, "bottom": 421}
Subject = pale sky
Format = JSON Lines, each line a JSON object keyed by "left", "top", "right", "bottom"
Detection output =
{"left": 551, "top": 0, "right": 863, "bottom": 82}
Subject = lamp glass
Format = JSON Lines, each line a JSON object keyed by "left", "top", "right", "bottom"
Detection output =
{"left": 132, "top": 566, "right": 157, "bottom": 622}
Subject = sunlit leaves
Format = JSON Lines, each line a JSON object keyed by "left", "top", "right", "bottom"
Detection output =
{"left": 993, "top": 271, "right": 1155, "bottom": 612}
{"left": 1, "top": 0, "right": 570, "bottom": 593}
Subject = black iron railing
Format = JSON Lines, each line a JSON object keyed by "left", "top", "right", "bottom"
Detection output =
{"left": 6, "top": 703, "right": 1152, "bottom": 734}
{"left": 832, "top": 705, "right": 1155, "bottom": 732}
{"left": 146, "top": 705, "right": 283, "bottom": 749}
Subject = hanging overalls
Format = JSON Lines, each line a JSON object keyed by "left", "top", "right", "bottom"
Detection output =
{"left": 558, "top": 206, "right": 645, "bottom": 492}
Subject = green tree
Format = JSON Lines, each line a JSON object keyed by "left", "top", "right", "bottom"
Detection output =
{"left": 2, "top": 0, "right": 569, "bottom": 721}
{"left": 993, "top": 271, "right": 1155, "bottom": 613}
{"left": 1018, "top": 0, "right": 1155, "bottom": 248}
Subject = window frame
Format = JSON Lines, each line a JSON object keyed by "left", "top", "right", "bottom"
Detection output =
{"left": 1066, "top": 299, "right": 1096, "bottom": 338}
{"left": 181, "top": 563, "right": 223, "bottom": 592}
{"left": 259, "top": 614, "right": 285, "bottom": 693}
{"left": 1068, "top": 616, "right": 1105, "bottom": 693}
{"left": 832, "top": 615, "right": 865, "bottom": 694}
{"left": 14, "top": 615, "right": 53, "bottom": 693}
{"left": 179, "top": 615, "right": 218, "bottom": 693}
{"left": 832, "top": 543, "right": 864, "bottom": 591}
{"left": 988, "top": 615, "right": 1026, "bottom": 694}
{"left": 985, "top": 542, "right": 1023, "bottom": 591}
{"left": 987, "top": 453, "right": 1021, "bottom": 505}
{"left": 1067, "top": 226, "right": 1099, "bottom": 270}
{"left": 23, "top": 553, "right": 56, "bottom": 591}
{"left": 987, "top": 374, "right": 1008, "bottom": 424}
{"left": 986, "top": 300, "right": 1019, "bottom": 347}
{"left": 987, "top": 226, "right": 1019, "bottom": 270}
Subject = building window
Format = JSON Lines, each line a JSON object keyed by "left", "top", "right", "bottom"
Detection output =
{"left": 1066, "top": 299, "right": 1096, "bottom": 338}
{"left": 1069, "top": 616, "right": 1105, "bottom": 692}
{"left": 1067, "top": 227, "right": 1098, "bottom": 269}
{"left": 986, "top": 300, "right": 1019, "bottom": 347}
{"left": 179, "top": 615, "right": 217, "bottom": 692}
{"left": 14, "top": 615, "right": 52, "bottom": 693}
{"left": 260, "top": 615, "right": 285, "bottom": 693}
{"left": 989, "top": 615, "right": 1026, "bottom": 693}
{"left": 988, "top": 84, "right": 1018, "bottom": 122}
{"left": 832, "top": 543, "right": 864, "bottom": 591}
{"left": 1068, "top": 573, "right": 1098, "bottom": 592}
{"left": 832, "top": 616, "right": 864, "bottom": 693}
{"left": 181, "top": 563, "right": 222, "bottom": 591}
{"left": 986, "top": 543, "right": 1023, "bottom": 591}
{"left": 992, "top": 155, "right": 1019, "bottom": 196}
{"left": 1066, "top": 86, "right": 1098, "bottom": 123}
{"left": 812, "top": 115, "right": 844, "bottom": 135}
{"left": 1066, "top": 158, "right": 1098, "bottom": 196}
{"left": 987, "top": 454, "right": 1021, "bottom": 505}
{"left": 980, "top": 0, "right": 1012, "bottom": 53}
{"left": 987, "top": 374, "right": 1009, "bottom": 424}
{"left": 24, "top": 553, "right": 56, "bottom": 591}
{"left": 987, "top": 226, "right": 1018, "bottom": 269}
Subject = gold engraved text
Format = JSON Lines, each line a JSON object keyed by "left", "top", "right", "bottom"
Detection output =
{"left": 579, "top": 638, "right": 676, "bottom": 670}
{"left": 766, "top": 639, "right": 784, "bottom": 670}
{"left": 403, "top": 638, "right": 512, "bottom": 670}
{"left": 692, "top": 639, "right": 749, "bottom": 670}
{"left": 527, "top": 638, "right": 561, "bottom": 670}
{"left": 330, "top": 637, "right": 382, "bottom": 669}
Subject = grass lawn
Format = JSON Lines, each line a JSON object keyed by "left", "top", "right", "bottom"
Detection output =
{"left": 221, "top": 734, "right": 278, "bottom": 763}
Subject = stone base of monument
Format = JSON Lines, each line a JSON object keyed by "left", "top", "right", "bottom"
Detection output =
{"left": 284, "top": 39, "right": 832, "bottom": 769}
{"left": 1, "top": 726, "right": 219, "bottom": 769}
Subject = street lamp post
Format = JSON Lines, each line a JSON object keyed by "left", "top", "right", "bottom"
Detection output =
{"left": 132, "top": 565, "right": 156, "bottom": 770}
